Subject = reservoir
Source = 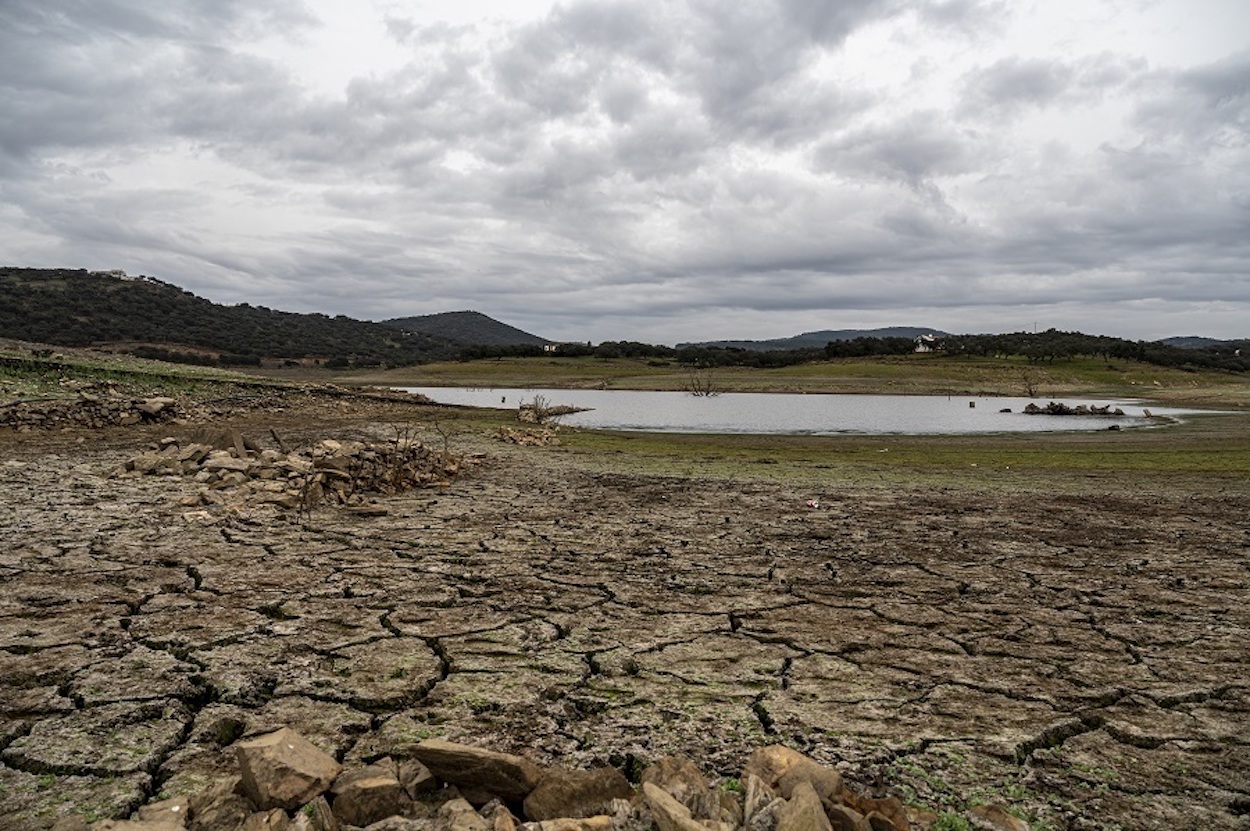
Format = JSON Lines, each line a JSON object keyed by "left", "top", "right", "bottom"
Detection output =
{"left": 400, "top": 387, "right": 1207, "bottom": 435}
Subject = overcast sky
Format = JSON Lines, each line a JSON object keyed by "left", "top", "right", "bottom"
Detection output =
{"left": 2, "top": 1, "right": 1248, "bottom": 343}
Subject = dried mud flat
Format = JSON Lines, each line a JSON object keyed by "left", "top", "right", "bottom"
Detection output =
{"left": 1, "top": 402, "right": 1248, "bottom": 830}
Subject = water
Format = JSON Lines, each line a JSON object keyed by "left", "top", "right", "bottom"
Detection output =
{"left": 400, "top": 387, "right": 1207, "bottom": 435}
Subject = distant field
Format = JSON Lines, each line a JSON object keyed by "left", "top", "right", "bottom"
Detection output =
{"left": 340, "top": 353, "right": 1250, "bottom": 408}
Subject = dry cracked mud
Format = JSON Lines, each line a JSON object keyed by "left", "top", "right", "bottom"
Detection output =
{"left": 0, "top": 405, "right": 1247, "bottom": 830}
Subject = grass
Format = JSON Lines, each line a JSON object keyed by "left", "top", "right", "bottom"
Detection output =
{"left": 5, "top": 341, "right": 1249, "bottom": 491}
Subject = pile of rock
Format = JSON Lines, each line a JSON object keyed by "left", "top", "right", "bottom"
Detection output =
{"left": 58, "top": 729, "right": 1030, "bottom": 831}
{"left": 113, "top": 434, "right": 477, "bottom": 511}
{"left": 0, "top": 395, "right": 188, "bottom": 431}
{"left": 1022, "top": 401, "right": 1125, "bottom": 416}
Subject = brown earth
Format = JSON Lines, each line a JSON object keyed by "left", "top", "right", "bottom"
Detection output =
{"left": 0, "top": 397, "right": 1247, "bottom": 830}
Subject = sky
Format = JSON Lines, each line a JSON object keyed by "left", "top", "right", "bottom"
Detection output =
{"left": 1, "top": 1, "right": 1248, "bottom": 344}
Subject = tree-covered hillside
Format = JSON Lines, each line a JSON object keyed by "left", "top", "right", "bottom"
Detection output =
{"left": 0, "top": 268, "right": 457, "bottom": 367}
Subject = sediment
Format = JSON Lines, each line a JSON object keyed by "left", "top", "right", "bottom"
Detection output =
{"left": 0, "top": 398, "right": 1247, "bottom": 830}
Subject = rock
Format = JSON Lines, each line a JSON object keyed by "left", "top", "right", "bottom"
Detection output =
{"left": 641, "top": 781, "right": 709, "bottom": 831}
{"left": 137, "top": 795, "right": 191, "bottom": 825}
{"left": 825, "top": 805, "right": 869, "bottom": 831}
{"left": 523, "top": 766, "right": 633, "bottom": 821}
{"left": 330, "top": 762, "right": 410, "bottom": 827}
{"left": 439, "top": 797, "right": 491, "bottom": 831}
{"left": 139, "top": 398, "right": 178, "bottom": 416}
{"left": 188, "top": 779, "right": 254, "bottom": 831}
{"left": 775, "top": 781, "right": 832, "bottom": 831}
{"left": 742, "top": 746, "right": 842, "bottom": 805}
{"left": 968, "top": 804, "right": 1028, "bottom": 831}
{"left": 412, "top": 739, "right": 544, "bottom": 802}
{"left": 293, "top": 796, "right": 339, "bottom": 831}
{"left": 399, "top": 759, "right": 438, "bottom": 798}
{"left": 240, "top": 809, "right": 292, "bottom": 830}
{"left": 863, "top": 813, "right": 899, "bottom": 831}
{"left": 640, "top": 756, "right": 718, "bottom": 820}
{"left": 840, "top": 796, "right": 906, "bottom": 831}
{"left": 236, "top": 727, "right": 343, "bottom": 811}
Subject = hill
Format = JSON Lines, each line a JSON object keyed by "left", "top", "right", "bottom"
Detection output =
{"left": 0, "top": 267, "right": 458, "bottom": 368}
{"left": 680, "top": 327, "right": 946, "bottom": 351}
{"left": 381, "top": 310, "right": 549, "bottom": 347}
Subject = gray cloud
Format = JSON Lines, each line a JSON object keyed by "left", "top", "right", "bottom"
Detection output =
{"left": 1, "top": 0, "right": 1247, "bottom": 341}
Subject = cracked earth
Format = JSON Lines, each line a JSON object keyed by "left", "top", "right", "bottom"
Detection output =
{"left": 0, "top": 407, "right": 1247, "bottom": 830}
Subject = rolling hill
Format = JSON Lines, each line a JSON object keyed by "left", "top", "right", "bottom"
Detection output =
{"left": 0, "top": 267, "right": 458, "bottom": 367}
{"left": 679, "top": 327, "right": 947, "bottom": 351}
{"left": 380, "top": 310, "right": 549, "bottom": 347}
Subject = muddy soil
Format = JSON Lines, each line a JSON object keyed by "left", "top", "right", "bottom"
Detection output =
{"left": 0, "top": 401, "right": 1247, "bottom": 830}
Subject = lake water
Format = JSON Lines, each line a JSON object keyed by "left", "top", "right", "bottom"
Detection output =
{"left": 401, "top": 387, "right": 1206, "bottom": 435}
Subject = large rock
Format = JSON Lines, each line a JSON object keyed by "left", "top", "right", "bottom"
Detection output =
{"left": 776, "top": 781, "right": 833, "bottom": 831}
{"left": 330, "top": 761, "right": 410, "bottom": 827}
{"left": 236, "top": 727, "right": 343, "bottom": 811}
{"left": 412, "top": 739, "right": 544, "bottom": 802}
{"left": 523, "top": 766, "right": 634, "bottom": 821}
{"left": 742, "top": 746, "right": 842, "bottom": 805}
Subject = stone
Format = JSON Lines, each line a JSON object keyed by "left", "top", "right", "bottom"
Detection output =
{"left": 742, "top": 746, "right": 842, "bottom": 805}
{"left": 294, "top": 796, "right": 339, "bottom": 831}
{"left": 640, "top": 756, "right": 718, "bottom": 820}
{"left": 641, "top": 781, "right": 709, "bottom": 831}
{"left": 399, "top": 759, "right": 438, "bottom": 798}
{"left": 825, "top": 805, "right": 869, "bottom": 831}
{"left": 775, "top": 781, "right": 832, "bottom": 831}
{"left": 236, "top": 727, "right": 343, "bottom": 811}
{"left": 188, "top": 779, "right": 254, "bottom": 831}
{"left": 138, "top": 397, "right": 178, "bottom": 416}
{"left": 523, "top": 766, "right": 634, "bottom": 821}
{"left": 439, "top": 797, "right": 491, "bottom": 831}
{"left": 864, "top": 813, "right": 900, "bottom": 831}
{"left": 240, "top": 809, "right": 292, "bottom": 830}
{"left": 330, "top": 762, "right": 409, "bottom": 827}
{"left": 840, "top": 796, "right": 906, "bottom": 831}
{"left": 968, "top": 805, "right": 1028, "bottom": 831}
{"left": 137, "top": 795, "right": 191, "bottom": 825}
{"left": 412, "top": 739, "right": 544, "bottom": 802}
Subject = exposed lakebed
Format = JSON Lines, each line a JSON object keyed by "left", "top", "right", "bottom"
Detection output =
{"left": 402, "top": 387, "right": 1203, "bottom": 434}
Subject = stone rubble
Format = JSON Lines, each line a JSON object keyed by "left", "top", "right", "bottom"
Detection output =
{"left": 0, "top": 395, "right": 189, "bottom": 431}
{"left": 110, "top": 432, "right": 480, "bottom": 511}
{"left": 58, "top": 730, "right": 1026, "bottom": 831}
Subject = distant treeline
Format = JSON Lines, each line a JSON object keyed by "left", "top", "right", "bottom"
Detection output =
{"left": 460, "top": 330, "right": 1249, "bottom": 372}
{"left": 0, "top": 267, "right": 458, "bottom": 367}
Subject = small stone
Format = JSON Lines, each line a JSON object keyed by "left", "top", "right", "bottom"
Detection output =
{"left": 968, "top": 804, "right": 1028, "bottom": 831}
{"left": 240, "top": 809, "right": 292, "bottom": 830}
{"left": 742, "top": 746, "right": 842, "bottom": 805}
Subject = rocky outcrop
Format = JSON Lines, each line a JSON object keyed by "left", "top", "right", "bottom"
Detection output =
{"left": 1022, "top": 401, "right": 1125, "bottom": 416}
{"left": 79, "top": 730, "right": 1020, "bottom": 831}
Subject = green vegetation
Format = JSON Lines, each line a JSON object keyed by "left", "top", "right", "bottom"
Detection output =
{"left": 0, "top": 267, "right": 457, "bottom": 367}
